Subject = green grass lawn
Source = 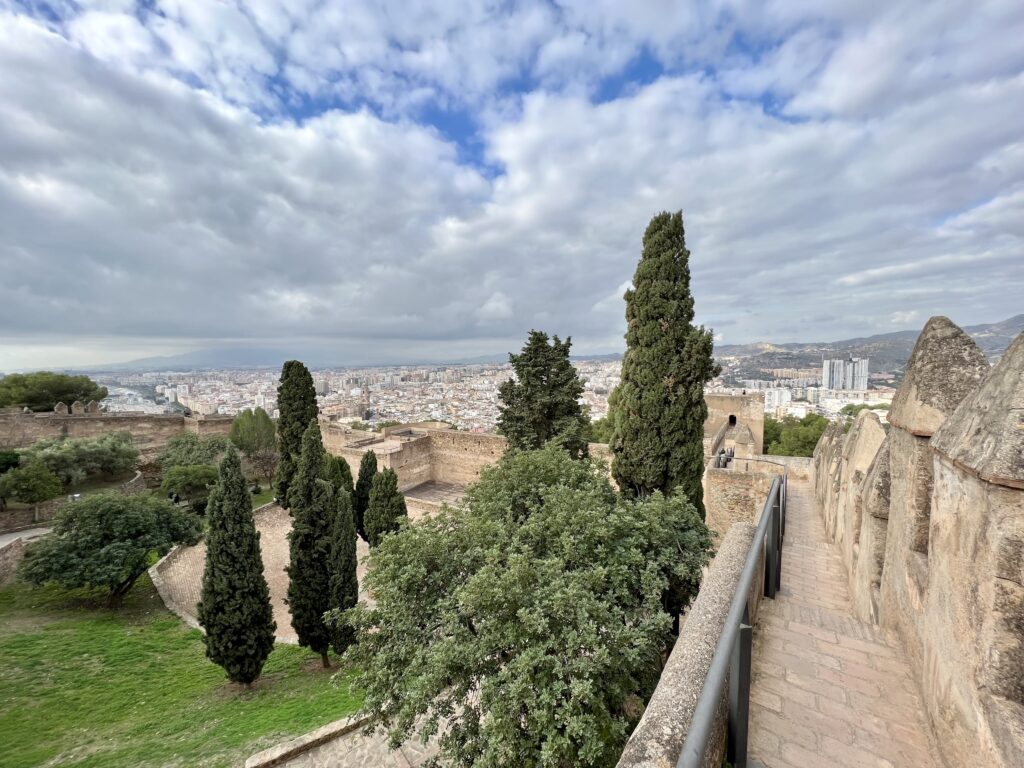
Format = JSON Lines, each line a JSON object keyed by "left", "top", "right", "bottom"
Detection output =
{"left": 0, "top": 578, "right": 362, "bottom": 768}
{"left": 250, "top": 488, "right": 276, "bottom": 509}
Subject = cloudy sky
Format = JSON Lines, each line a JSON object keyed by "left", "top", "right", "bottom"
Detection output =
{"left": 1, "top": 1, "right": 1022, "bottom": 369}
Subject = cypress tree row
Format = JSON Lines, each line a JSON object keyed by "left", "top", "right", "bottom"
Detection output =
{"left": 274, "top": 360, "right": 318, "bottom": 509}
{"left": 496, "top": 330, "right": 589, "bottom": 459}
{"left": 325, "top": 454, "right": 354, "bottom": 500}
{"left": 353, "top": 450, "right": 377, "bottom": 542}
{"left": 364, "top": 467, "right": 408, "bottom": 548}
{"left": 286, "top": 420, "right": 334, "bottom": 667}
{"left": 328, "top": 484, "right": 359, "bottom": 656}
{"left": 611, "top": 211, "right": 720, "bottom": 516}
{"left": 197, "top": 448, "right": 276, "bottom": 686}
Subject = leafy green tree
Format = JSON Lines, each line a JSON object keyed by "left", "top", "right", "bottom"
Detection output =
{"left": 20, "top": 492, "right": 200, "bottom": 607}
{"left": 0, "top": 451, "right": 18, "bottom": 476}
{"left": 766, "top": 414, "right": 830, "bottom": 457}
{"left": 325, "top": 454, "right": 354, "bottom": 499}
{"left": 364, "top": 468, "right": 407, "bottom": 548}
{"left": 611, "top": 211, "right": 720, "bottom": 515}
{"left": 22, "top": 432, "right": 139, "bottom": 487}
{"left": 157, "top": 432, "right": 228, "bottom": 471}
{"left": 353, "top": 450, "right": 377, "bottom": 542}
{"left": 327, "top": 484, "right": 358, "bottom": 656}
{"left": 763, "top": 415, "right": 784, "bottom": 450}
{"left": 496, "top": 330, "right": 589, "bottom": 459}
{"left": 198, "top": 448, "right": 276, "bottom": 685}
{"left": 584, "top": 416, "right": 614, "bottom": 444}
{"left": 274, "top": 361, "right": 318, "bottom": 509}
{"left": 161, "top": 464, "right": 219, "bottom": 514}
{"left": 286, "top": 420, "right": 334, "bottom": 666}
{"left": 0, "top": 371, "right": 108, "bottom": 412}
{"left": 341, "top": 446, "right": 711, "bottom": 767}
{"left": 229, "top": 407, "right": 276, "bottom": 456}
{"left": 230, "top": 406, "right": 279, "bottom": 482}
{"left": 0, "top": 457, "right": 62, "bottom": 504}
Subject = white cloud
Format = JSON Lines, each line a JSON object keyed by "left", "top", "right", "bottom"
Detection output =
{"left": 0, "top": 2, "right": 1022, "bottom": 368}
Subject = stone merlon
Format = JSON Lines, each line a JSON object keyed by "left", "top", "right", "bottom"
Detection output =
{"left": 888, "top": 316, "right": 989, "bottom": 437}
{"left": 931, "top": 331, "right": 1024, "bottom": 489}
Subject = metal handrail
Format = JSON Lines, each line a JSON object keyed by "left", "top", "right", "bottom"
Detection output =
{"left": 677, "top": 471, "right": 787, "bottom": 768}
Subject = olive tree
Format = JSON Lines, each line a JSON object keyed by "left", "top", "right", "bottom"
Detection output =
{"left": 20, "top": 492, "right": 201, "bottom": 607}
{"left": 338, "top": 446, "right": 712, "bottom": 767}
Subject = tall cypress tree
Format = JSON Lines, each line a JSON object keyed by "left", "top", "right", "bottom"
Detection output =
{"left": 328, "top": 484, "right": 358, "bottom": 656}
{"left": 198, "top": 448, "right": 276, "bottom": 685}
{"left": 325, "top": 454, "right": 354, "bottom": 500}
{"left": 353, "top": 450, "right": 377, "bottom": 542}
{"left": 496, "top": 330, "right": 589, "bottom": 459}
{"left": 286, "top": 420, "right": 334, "bottom": 666}
{"left": 275, "top": 360, "right": 318, "bottom": 509}
{"left": 364, "top": 467, "right": 408, "bottom": 548}
{"left": 611, "top": 211, "right": 720, "bottom": 516}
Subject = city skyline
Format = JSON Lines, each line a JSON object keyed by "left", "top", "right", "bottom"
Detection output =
{"left": 1, "top": 2, "right": 1022, "bottom": 370}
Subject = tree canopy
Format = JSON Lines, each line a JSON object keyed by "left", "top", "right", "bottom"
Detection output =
{"left": 341, "top": 446, "right": 711, "bottom": 767}
{"left": 584, "top": 416, "right": 614, "bottom": 444}
{"left": 325, "top": 454, "right": 354, "bottom": 500}
{"left": 611, "top": 211, "right": 719, "bottom": 515}
{"left": 20, "top": 492, "right": 200, "bottom": 607}
{"left": 161, "top": 464, "right": 219, "bottom": 514}
{"left": 0, "top": 371, "right": 108, "bottom": 412}
{"left": 327, "top": 482, "right": 358, "bottom": 657}
{"left": 496, "top": 330, "right": 589, "bottom": 459}
{"left": 364, "top": 467, "right": 407, "bottom": 548}
{"left": 286, "top": 419, "right": 335, "bottom": 666}
{"left": 353, "top": 450, "right": 377, "bottom": 542}
{"left": 229, "top": 407, "right": 276, "bottom": 456}
{"left": 230, "top": 406, "right": 279, "bottom": 483}
{"left": 274, "top": 361, "right": 318, "bottom": 508}
{"left": 0, "top": 457, "right": 62, "bottom": 504}
{"left": 21, "top": 432, "right": 138, "bottom": 487}
{"left": 157, "top": 432, "right": 228, "bottom": 471}
{"left": 198, "top": 448, "right": 276, "bottom": 685}
{"left": 765, "top": 414, "right": 830, "bottom": 457}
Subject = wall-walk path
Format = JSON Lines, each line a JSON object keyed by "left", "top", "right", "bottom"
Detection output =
{"left": 747, "top": 479, "right": 943, "bottom": 768}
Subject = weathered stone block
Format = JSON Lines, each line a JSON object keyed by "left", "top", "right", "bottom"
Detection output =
{"left": 888, "top": 316, "right": 988, "bottom": 437}
{"left": 932, "top": 331, "right": 1024, "bottom": 489}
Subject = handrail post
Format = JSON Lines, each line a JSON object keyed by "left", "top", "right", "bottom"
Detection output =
{"left": 764, "top": 493, "right": 778, "bottom": 599}
{"left": 727, "top": 607, "right": 753, "bottom": 768}
{"left": 773, "top": 493, "right": 782, "bottom": 594}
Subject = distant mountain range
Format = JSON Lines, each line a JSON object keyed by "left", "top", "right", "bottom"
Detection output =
{"left": 65, "top": 315, "right": 1021, "bottom": 374}
{"left": 715, "top": 314, "right": 1023, "bottom": 372}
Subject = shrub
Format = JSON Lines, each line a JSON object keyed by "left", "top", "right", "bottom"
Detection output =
{"left": 0, "top": 457, "right": 62, "bottom": 504}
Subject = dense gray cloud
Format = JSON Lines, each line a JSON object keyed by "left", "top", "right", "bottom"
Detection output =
{"left": 0, "top": 1, "right": 1022, "bottom": 369}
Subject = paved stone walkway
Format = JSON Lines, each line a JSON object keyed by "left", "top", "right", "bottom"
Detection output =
{"left": 279, "top": 728, "right": 438, "bottom": 767}
{"left": 0, "top": 526, "right": 51, "bottom": 548}
{"left": 748, "top": 479, "right": 943, "bottom": 768}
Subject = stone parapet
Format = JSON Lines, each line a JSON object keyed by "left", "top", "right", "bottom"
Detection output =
{"left": 811, "top": 317, "right": 1024, "bottom": 768}
{"left": 617, "top": 522, "right": 761, "bottom": 768}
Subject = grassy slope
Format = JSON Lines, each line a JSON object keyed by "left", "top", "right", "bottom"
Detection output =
{"left": 0, "top": 578, "right": 361, "bottom": 768}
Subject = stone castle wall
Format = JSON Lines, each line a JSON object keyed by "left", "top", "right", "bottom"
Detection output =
{"left": 0, "top": 470, "right": 147, "bottom": 534}
{"left": 324, "top": 393, "right": 764, "bottom": 502}
{"left": 705, "top": 392, "right": 765, "bottom": 455}
{"left": 703, "top": 460, "right": 778, "bottom": 547}
{"left": 812, "top": 317, "right": 1023, "bottom": 768}
{"left": 0, "top": 411, "right": 232, "bottom": 457}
